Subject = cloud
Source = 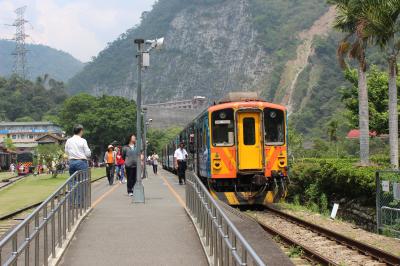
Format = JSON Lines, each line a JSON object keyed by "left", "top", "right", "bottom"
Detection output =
{"left": 0, "top": 0, "right": 156, "bottom": 62}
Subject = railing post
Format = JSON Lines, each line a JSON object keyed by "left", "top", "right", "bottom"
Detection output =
{"left": 43, "top": 204, "right": 48, "bottom": 266}
{"left": 35, "top": 213, "right": 39, "bottom": 266}
{"left": 375, "top": 171, "right": 381, "bottom": 234}
{"left": 25, "top": 223, "right": 30, "bottom": 266}
{"left": 51, "top": 198, "right": 56, "bottom": 258}
{"left": 12, "top": 235, "right": 17, "bottom": 265}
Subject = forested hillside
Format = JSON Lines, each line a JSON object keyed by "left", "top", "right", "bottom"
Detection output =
{"left": 0, "top": 40, "right": 83, "bottom": 82}
{"left": 0, "top": 75, "right": 68, "bottom": 121}
{"left": 66, "top": 0, "right": 362, "bottom": 135}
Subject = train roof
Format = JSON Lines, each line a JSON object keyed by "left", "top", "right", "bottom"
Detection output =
{"left": 208, "top": 101, "right": 286, "bottom": 112}
{"left": 218, "top": 92, "right": 262, "bottom": 103}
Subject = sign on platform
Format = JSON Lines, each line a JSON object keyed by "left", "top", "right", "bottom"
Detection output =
{"left": 382, "top": 180, "right": 390, "bottom": 192}
{"left": 330, "top": 203, "right": 339, "bottom": 219}
{"left": 393, "top": 182, "right": 400, "bottom": 200}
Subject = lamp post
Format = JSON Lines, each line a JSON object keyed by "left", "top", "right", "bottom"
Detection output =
{"left": 133, "top": 37, "right": 164, "bottom": 203}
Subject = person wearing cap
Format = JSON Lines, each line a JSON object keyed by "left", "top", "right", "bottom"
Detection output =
{"left": 104, "top": 145, "right": 116, "bottom": 185}
{"left": 65, "top": 124, "right": 91, "bottom": 175}
{"left": 174, "top": 141, "right": 188, "bottom": 185}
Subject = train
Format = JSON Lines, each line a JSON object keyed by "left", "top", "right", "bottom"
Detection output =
{"left": 161, "top": 92, "right": 289, "bottom": 205}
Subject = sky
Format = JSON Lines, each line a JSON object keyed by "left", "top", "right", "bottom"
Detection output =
{"left": 0, "top": 0, "right": 156, "bottom": 62}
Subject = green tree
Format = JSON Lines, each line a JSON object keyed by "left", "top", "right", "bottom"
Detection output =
{"left": 341, "top": 65, "right": 400, "bottom": 135}
{"left": 147, "top": 127, "right": 182, "bottom": 154}
{"left": 362, "top": 0, "right": 400, "bottom": 169}
{"left": 330, "top": 0, "right": 371, "bottom": 166}
{"left": 4, "top": 137, "right": 16, "bottom": 152}
{"left": 58, "top": 93, "right": 137, "bottom": 155}
{"left": 35, "top": 144, "right": 64, "bottom": 178}
{"left": 288, "top": 128, "right": 304, "bottom": 162}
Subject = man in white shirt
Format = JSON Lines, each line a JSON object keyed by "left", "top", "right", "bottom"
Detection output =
{"left": 65, "top": 124, "right": 91, "bottom": 175}
{"left": 174, "top": 142, "right": 188, "bottom": 185}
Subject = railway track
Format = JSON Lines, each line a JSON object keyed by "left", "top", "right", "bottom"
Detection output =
{"left": 254, "top": 206, "right": 400, "bottom": 266}
{"left": 0, "top": 174, "right": 31, "bottom": 191}
{"left": 0, "top": 175, "right": 106, "bottom": 239}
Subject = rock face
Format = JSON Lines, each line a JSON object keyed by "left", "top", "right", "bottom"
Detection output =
{"left": 69, "top": 0, "right": 269, "bottom": 103}
{"left": 162, "top": 0, "right": 269, "bottom": 100}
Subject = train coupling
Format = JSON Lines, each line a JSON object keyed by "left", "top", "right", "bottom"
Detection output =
{"left": 252, "top": 174, "right": 268, "bottom": 185}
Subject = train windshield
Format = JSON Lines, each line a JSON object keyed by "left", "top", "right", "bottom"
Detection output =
{"left": 211, "top": 108, "right": 234, "bottom": 146}
{"left": 264, "top": 108, "right": 285, "bottom": 145}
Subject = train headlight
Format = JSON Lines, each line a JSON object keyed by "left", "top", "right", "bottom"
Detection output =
{"left": 213, "top": 161, "right": 222, "bottom": 170}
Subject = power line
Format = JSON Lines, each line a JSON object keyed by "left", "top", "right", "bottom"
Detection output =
{"left": 8, "top": 6, "right": 29, "bottom": 79}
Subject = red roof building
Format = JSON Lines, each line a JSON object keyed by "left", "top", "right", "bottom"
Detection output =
{"left": 347, "top": 129, "right": 377, "bottom": 139}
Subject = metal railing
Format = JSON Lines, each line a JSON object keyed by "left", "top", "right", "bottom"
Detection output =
{"left": 376, "top": 170, "right": 400, "bottom": 238}
{"left": 0, "top": 169, "right": 91, "bottom": 266}
{"left": 186, "top": 172, "right": 265, "bottom": 266}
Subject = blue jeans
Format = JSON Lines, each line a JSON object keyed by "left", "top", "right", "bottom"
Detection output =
{"left": 69, "top": 160, "right": 88, "bottom": 176}
{"left": 115, "top": 165, "right": 125, "bottom": 181}
{"left": 68, "top": 160, "right": 88, "bottom": 206}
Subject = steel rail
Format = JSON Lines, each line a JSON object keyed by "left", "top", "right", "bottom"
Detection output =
{"left": 263, "top": 205, "right": 400, "bottom": 266}
{"left": 186, "top": 171, "right": 266, "bottom": 266}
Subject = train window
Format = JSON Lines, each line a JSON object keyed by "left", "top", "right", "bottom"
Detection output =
{"left": 211, "top": 109, "right": 234, "bottom": 146}
{"left": 264, "top": 108, "right": 285, "bottom": 145}
{"left": 243, "top": 118, "right": 256, "bottom": 145}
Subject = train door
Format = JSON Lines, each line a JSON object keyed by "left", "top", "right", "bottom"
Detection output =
{"left": 237, "top": 111, "right": 263, "bottom": 170}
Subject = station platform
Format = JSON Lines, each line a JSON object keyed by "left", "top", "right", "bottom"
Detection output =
{"left": 59, "top": 167, "right": 207, "bottom": 266}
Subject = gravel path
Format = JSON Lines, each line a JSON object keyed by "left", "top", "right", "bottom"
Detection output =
{"left": 255, "top": 211, "right": 388, "bottom": 266}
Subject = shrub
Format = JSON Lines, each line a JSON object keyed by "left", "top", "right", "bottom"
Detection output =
{"left": 289, "top": 158, "right": 379, "bottom": 207}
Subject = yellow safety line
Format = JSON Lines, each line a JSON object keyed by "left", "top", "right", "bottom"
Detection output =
{"left": 160, "top": 175, "right": 186, "bottom": 208}
{"left": 91, "top": 183, "right": 121, "bottom": 208}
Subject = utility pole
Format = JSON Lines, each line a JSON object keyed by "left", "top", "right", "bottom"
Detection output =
{"left": 8, "top": 6, "right": 29, "bottom": 79}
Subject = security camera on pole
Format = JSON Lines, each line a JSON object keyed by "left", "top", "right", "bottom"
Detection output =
{"left": 133, "top": 37, "right": 164, "bottom": 203}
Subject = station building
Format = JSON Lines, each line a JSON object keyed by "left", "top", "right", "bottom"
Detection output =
{"left": 144, "top": 96, "right": 207, "bottom": 109}
{"left": 0, "top": 121, "right": 64, "bottom": 153}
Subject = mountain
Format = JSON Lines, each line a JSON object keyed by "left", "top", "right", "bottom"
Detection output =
{"left": 67, "top": 0, "right": 350, "bottom": 135}
{"left": 0, "top": 40, "right": 83, "bottom": 82}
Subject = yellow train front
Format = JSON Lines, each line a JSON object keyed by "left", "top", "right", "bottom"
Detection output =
{"left": 162, "top": 93, "right": 288, "bottom": 205}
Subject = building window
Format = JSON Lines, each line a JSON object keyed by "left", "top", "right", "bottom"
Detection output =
{"left": 12, "top": 135, "right": 16, "bottom": 139}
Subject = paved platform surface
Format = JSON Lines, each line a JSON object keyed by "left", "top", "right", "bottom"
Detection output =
{"left": 59, "top": 167, "right": 207, "bottom": 266}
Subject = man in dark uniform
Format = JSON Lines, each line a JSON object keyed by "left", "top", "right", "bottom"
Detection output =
{"left": 174, "top": 142, "right": 188, "bottom": 185}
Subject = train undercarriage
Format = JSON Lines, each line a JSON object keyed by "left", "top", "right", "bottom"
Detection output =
{"left": 205, "top": 173, "right": 289, "bottom": 205}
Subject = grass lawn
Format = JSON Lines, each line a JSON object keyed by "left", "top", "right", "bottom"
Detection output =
{"left": 0, "top": 167, "right": 105, "bottom": 217}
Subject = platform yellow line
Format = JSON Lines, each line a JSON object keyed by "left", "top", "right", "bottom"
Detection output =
{"left": 92, "top": 183, "right": 121, "bottom": 208}
{"left": 160, "top": 175, "right": 186, "bottom": 208}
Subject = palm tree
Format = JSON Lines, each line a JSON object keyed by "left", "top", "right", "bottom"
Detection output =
{"left": 362, "top": 0, "right": 400, "bottom": 169}
{"left": 330, "top": 0, "right": 370, "bottom": 166}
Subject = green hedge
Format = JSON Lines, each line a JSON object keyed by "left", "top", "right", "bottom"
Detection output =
{"left": 289, "top": 159, "right": 380, "bottom": 207}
